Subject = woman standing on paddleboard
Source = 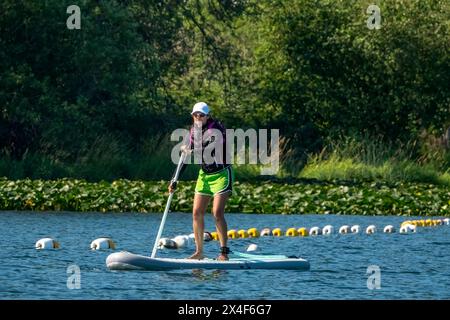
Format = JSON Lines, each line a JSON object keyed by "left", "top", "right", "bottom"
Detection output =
{"left": 169, "top": 102, "right": 234, "bottom": 261}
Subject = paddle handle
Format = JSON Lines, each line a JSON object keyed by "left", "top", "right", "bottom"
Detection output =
{"left": 151, "top": 151, "right": 186, "bottom": 258}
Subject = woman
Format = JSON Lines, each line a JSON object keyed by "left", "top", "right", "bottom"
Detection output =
{"left": 169, "top": 102, "right": 234, "bottom": 261}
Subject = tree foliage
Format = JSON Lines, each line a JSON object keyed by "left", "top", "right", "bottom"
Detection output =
{"left": 0, "top": 0, "right": 448, "bottom": 173}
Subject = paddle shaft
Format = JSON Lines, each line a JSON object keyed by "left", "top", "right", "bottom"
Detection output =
{"left": 151, "top": 151, "right": 186, "bottom": 258}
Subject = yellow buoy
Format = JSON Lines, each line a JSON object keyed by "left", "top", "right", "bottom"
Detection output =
{"left": 238, "top": 230, "right": 248, "bottom": 238}
{"left": 425, "top": 219, "right": 432, "bottom": 227}
{"left": 211, "top": 231, "right": 219, "bottom": 241}
{"left": 401, "top": 221, "right": 412, "bottom": 227}
{"left": 297, "top": 227, "right": 309, "bottom": 237}
{"left": 227, "top": 229, "right": 238, "bottom": 239}
{"left": 247, "top": 228, "right": 260, "bottom": 238}
{"left": 285, "top": 228, "right": 298, "bottom": 237}
{"left": 272, "top": 228, "right": 282, "bottom": 237}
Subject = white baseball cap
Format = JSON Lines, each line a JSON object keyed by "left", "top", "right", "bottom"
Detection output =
{"left": 191, "top": 102, "right": 210, "bottom": 115}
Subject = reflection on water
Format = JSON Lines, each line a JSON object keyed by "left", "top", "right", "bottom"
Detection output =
{"left": 191, "top": 269, "right": 227, "bottom": 281}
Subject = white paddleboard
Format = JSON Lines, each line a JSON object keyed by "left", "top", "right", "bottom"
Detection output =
{"left": 106, "top": 251, "right": 310, "bottom": 271}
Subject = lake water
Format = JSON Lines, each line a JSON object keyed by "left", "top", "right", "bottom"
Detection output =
{"left": 0, "top": 211, "right": 449, "bottom": 300}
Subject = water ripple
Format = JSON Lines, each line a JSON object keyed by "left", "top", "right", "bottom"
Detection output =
{"left": 0, "top": 211, "right": 449, "bottom": 299}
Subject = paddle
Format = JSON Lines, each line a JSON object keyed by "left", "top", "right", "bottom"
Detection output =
{"left": 151, "top": 150, "right": 187, "bottom": 258}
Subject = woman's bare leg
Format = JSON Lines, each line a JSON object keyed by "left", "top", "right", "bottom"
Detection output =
{"left": 189, "top": 193, "right": 211, "bottom": 259}
{"left": 212, "top": 191, "right": 231, "bottom": 260}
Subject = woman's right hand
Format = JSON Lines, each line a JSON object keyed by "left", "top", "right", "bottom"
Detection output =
{"left": 180, "top": 145, "right": 192, "bottom": 154}
{"left": 168, "top": 180, "right": 177, "bottom": 193}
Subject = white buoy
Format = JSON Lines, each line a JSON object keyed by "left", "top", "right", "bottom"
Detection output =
{"left": 339, "top": 225, "right": 350, "bottom": 234}
{"left": 173, "top": 235, "right": 190, "bottom": 248}
{"left": 35, "top": 238, "right": 60, "bottom": 250}
{"left": 204, "top": 232, "right": 213, "bottom": 242}
{"left": 247, "top": 244, "right": 258, "bottom": 252}
{"left": 407, "top": 224, "right": 417, "bottom": 233}
{"left": 350, "top": 225, "right": 360, "bottom": 234}
{"left": 158, "top": 237, "right": 178, "bottom": 249}
{"left": 443, "top": 218, "right": 450, "bottom": 225}
{"left": 383, "top": 225, "right": 395, "bottom": 233}
{"left": 399, "top": 225, "right": 409, "bottom": 234}
{"left": 90, "top": 237, "right": 116, "bottom": 250}
{"left": 185, "top": 232, "right": 212, "bottom": 243}
{"left": 366, "top": 225, "right": 376, "bottom": 234}
{"left": 261, "top": 228, "right": 271, "bottom": 236}
{"left": 322, "top": 225, "right": 334, "bottom": 235}
{"left": 309, "top": 227, "right": 321, "bottom": 236}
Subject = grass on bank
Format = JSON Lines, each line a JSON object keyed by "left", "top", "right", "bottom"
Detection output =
{"left": 301, "top": 156, "right": 450, "bottom": 186}
{"left": 299, "top": 135, "right": 450, "bottom": 187}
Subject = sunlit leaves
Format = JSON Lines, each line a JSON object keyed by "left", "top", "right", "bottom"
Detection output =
{"left": 0, "top": 178, "right": 448, "bottom": 215}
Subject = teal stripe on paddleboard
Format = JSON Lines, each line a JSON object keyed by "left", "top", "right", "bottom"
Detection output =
{"left": 230, "top": 251, "right": 289, "bottom": 260}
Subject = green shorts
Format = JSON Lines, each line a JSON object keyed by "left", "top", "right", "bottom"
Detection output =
{"left": 195, "top": 166, "right": 234, "bottom": 196}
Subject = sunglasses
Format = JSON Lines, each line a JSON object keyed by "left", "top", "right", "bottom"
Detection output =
{"left": 192, "top": 112, "right": 206, "bottom": 118}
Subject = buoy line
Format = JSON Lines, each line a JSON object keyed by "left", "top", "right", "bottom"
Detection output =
{"left": 160, "top": 218, "right": 448, "bottom": 245}
{"left": 35, "top": 218, "right": 448, "bottom": 250}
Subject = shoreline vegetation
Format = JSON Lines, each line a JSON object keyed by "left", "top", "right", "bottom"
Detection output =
{"left": 1, "top": 177, "right": 449, "bottom": 216}
{"left": 1, "top": 0, "right": 449, "bottom": 216}
{"left": 1, "top": 133, "right": 449, "bottom": 216}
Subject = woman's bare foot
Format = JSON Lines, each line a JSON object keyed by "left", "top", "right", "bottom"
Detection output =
{"left": 217, "top": 253, "right": 229, "bottom": 261}
{"left": 188, "top": 252, "right": 205, "bottom": 260}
